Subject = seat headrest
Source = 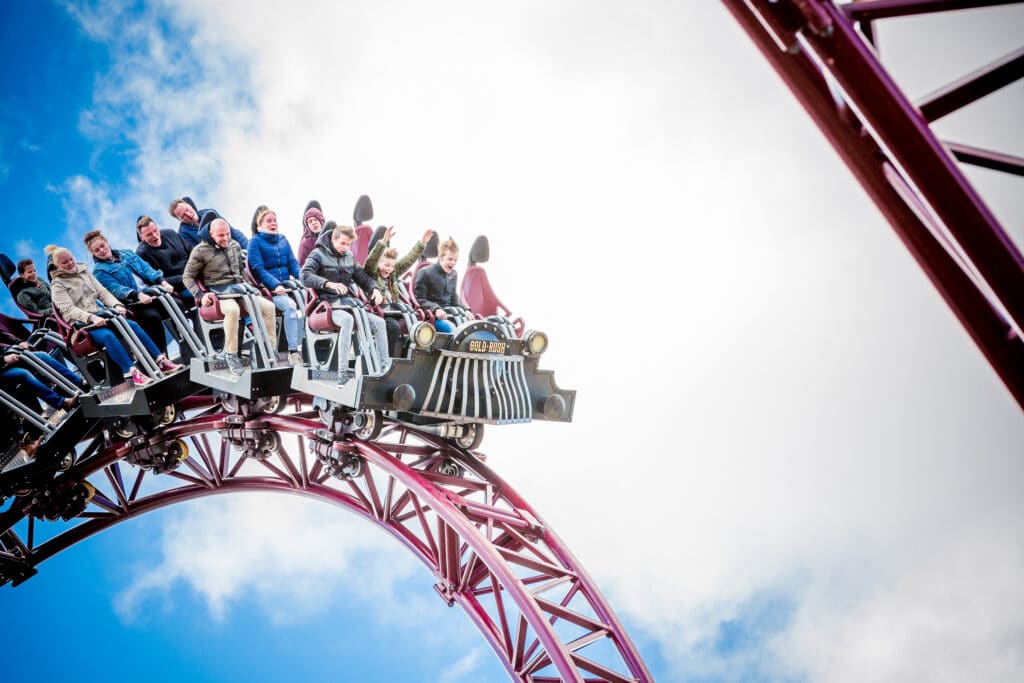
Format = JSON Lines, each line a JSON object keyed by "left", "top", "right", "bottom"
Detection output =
{"left": 468, "top": 235, "right": 490, "bottom": 266}
{"left": 368, "top": 226, "right": 387, "bottom": 253}
{"left": 0, "top": 253, "right": 16, "bottom": 284}
{"left": 422, "top": 232, "right": 440, "bottom": 259}
{"left": 353, "top": 194, "right": 374, "bottom": 225}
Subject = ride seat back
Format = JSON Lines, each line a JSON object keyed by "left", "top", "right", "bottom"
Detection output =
{"left": 462, "top": 235, "right": 524, "bottom": 336}
{"left": 353, "top": 225, "right": 373, "bottom": 265}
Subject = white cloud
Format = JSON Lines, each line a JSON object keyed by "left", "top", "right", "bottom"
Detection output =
{"left": 67, "top": 1, "right": 1024, "bottom": 681}
{"left": 114, "top": 493, "right": 422, "bottom": 624}
{"left": 436, "top": 648, "right": 486, "bottom": 683}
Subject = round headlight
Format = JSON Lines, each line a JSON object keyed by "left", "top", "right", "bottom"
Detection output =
{"left": 411, "top": 321, "right": 437, "bottom": 349}
{"left": 542, "top": 394, "right": 567, "bottom": 420}
{"left": 524, "top": 330, "right": 548, "bottom": 355}
{"left": 392, "top": 384, "right": 416, "bottom": 411}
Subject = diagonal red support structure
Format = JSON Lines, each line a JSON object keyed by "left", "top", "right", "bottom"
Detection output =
{"left": 723, "top": 0, "right": 1024, "bottom": 408}
{"left": 0, "top": 400, "right": 653, "bottom": 682}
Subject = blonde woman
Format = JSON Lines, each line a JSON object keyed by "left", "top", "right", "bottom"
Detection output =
{"left": 47, "top": 245, "right": 180, "bottom": 386}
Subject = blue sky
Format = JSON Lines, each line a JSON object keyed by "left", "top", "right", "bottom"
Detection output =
{"left": 2, "top": 2, "right": 1023, "bottom": 682}
{"left": 1, "top": 2, "right": 106, "bottom": 267}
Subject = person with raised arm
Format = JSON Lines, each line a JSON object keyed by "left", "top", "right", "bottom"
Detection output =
{"left": 364, "top": 226, "right": 433, "bottom": 355}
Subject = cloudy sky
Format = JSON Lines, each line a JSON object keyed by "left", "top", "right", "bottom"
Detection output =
{"left": 2, "top": 1, "right": 1022, "bottom": 681}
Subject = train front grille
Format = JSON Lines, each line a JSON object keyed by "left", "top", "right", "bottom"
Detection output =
{"left": 419, "top": 350, "right": 532, "bottom": 424}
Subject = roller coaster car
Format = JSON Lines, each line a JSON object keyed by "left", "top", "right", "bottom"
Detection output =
{"left": 299, "top": 316, "right": 575, "bottom": 448}
{"left": 188, "top": 288, "right": 293, "bottom": 401}
{"left": 66, "top": 309, "right": 194, "bottom": 421}
{"left": 0, "top": 345, "right": 94, "bottom": 497}
{"left": 0, "top": 395, "right": 92, "bottom": 500}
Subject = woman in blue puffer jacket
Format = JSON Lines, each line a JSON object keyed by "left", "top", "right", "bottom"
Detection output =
{"left": 248, "top": 205, "right": 304, "bottom": 363}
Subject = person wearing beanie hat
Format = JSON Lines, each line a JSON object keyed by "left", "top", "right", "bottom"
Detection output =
{"left": 297, "top": 199, "right": 326, "bottom": 266}
{"left": 248, "top": 205, "right": 305, "bottom": 364}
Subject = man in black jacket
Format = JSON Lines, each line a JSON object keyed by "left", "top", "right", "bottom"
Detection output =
{"left": 413, "top": 237, "right": 467, "bottom": 333}
{"left": 135, "top": 215, "right": 194, "bottom": 306}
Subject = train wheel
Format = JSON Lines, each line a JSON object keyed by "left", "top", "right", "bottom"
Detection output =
{"left": 156, "top": 404, "right": 177, "bottom": 426}
{"left": 355, "top": 410, "right": 383, "bottom": 441}
{"left": 257, "top": 394, "right": 286, "bottom": 414}
{"left": 437, "top": 457, "right": 464, "bottom": 478}
{"left": 170, "top": 440, "right": 189, "bottom": 462}
{"left": 113, "top": 421, "right": 135, "bottom": 439}
{"left": 453, "top": 423, "right": 484, "bottom": 450}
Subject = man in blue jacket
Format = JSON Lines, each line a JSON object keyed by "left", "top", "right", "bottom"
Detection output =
{"left": 169, "top": 196, "right": 249, "bottom": 251}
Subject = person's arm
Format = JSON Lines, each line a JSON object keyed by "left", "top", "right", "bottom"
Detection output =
{"left": 88, "top": 272, "right": 125, "bottom": 310}
{"left": 449, "top": 272, "right": 466, "bottom": 309}
{"left": 125, "top": 250, "right": 164, "bottom": 284}
{"left": 354, "top": 266, "right": 381, "bottom": 299}
{"left": 182, "top": 249, "right": 204, "bottom": 299}
{"left": 247, "top": 241, "right": 280, "bottom": 290}
{"left": 395, "top": 241, "right": 425, "bottom": 278}
{"left": 16, "top": 289, "right": 41, "bottom": 314}
{"left": 363, "top": 240, "right": 386, "bottom": 276}
{"left": 299, "top": 251, "right": 328, "bottom": 291}
{"left": 92, "top": 264, "right": 136, "bottom": 302}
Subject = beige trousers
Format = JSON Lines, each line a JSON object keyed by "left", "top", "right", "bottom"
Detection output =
{"left": 219, "top": 296, "right": 277, "bottom": 354}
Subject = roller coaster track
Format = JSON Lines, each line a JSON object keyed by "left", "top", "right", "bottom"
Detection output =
{"left": 1, "top": 395, "right": 652, "bottom": 682}
{"left": 723, "top": 0, "right": 1024, "bottom": 408}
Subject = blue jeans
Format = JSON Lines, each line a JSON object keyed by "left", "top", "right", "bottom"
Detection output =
{"left": 0, "top": 352, "right": 82, "bottom": 408}
{"left": 434, "top": 319, "right": 454, "bottom": 333}
{"left": 31, "top": 351, "right": 84, "bottom": 385}
{"left": 89, "top": 321, "right": 161, "bottom": 374}
{"left": 272, "top": 294, "right": 305, "bottom": 351}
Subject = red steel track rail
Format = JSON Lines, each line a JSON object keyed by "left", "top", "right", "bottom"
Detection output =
{"left": 723, "top": 0, "right": 1024, "bottom": 408}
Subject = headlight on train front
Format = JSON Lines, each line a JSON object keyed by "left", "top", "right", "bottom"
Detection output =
{"left": 411, "top": 321, "right": 437, "bottom": 349}
{"left": 523, "top": 330, "right": 548, "bottom": 356}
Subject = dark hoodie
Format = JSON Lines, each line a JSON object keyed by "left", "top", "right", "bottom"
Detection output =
{"left": 175, "top": 197, "right": 250, "bottom": 251}
{"left": 299, "top": 228, "right": 380, "bottom": 303}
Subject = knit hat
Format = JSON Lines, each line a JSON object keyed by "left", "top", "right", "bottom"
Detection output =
{"left": 303, "top": 206, "right": 325, "bottom": 229}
